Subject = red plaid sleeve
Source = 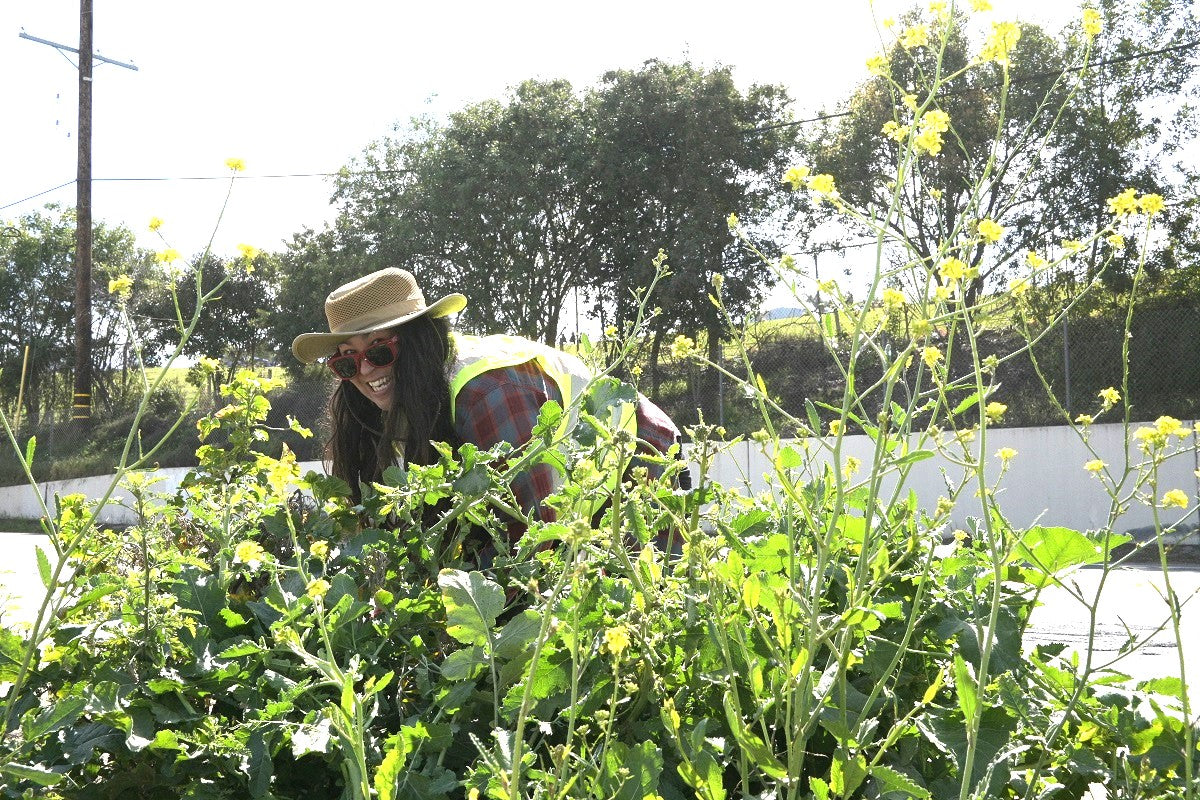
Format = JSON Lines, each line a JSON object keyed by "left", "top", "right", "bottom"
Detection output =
{"left": 452, "top": 362, "right": 562, "bottom": 529}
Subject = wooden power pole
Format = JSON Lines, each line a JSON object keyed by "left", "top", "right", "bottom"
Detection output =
{"left": 20, "top": 5, "right": 136, "bottom": 426}
{"left": 73, "top": 0, "right": 93, "bottom": 424}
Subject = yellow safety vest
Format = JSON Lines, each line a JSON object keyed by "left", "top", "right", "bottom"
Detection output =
{"left": 448, "top": 334, "right": 638, "bottom": 518}
{"left": 448, "top": 333, "right": 637, "bottom": 440}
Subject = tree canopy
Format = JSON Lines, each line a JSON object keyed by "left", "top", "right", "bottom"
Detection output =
{"left": 800, "top": 0, "right": 1198, "bottom": 302}
{"left": 280, "top": 61, "right": 799, "bottom": 369}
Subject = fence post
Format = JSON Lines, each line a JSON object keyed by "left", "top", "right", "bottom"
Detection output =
{"left": 718, "top": 369, "right": 725, "bottom": 429}
{"left": 1062, "top": 315, "right": 1072, "bottom": 417}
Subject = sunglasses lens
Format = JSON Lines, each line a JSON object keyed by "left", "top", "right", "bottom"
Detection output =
{"left": 329, "top": 355, "right": 358, "bottom": 379}
{"left": 365, "top": 342, "right": 396, "bottom": 368}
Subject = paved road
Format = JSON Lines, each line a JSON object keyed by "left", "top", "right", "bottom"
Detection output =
{"left": 1, "top": 533, "right": 1197, "bottom": 686}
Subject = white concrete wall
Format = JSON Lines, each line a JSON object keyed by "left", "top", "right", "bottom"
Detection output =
{"left": 1, "top": 424, "right": 1197, "bottom": 533}
{"left": 707, "top": 422, "right": 1200, "bottom": 533}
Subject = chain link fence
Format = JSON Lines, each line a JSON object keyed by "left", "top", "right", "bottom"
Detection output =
{"left": 3, "top": 304, "right": 1198, "bottom": 485}
{"left": 645, "top": 303, "right": 1200, "bottom": 434}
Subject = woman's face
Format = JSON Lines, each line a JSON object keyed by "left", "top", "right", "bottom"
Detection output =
{"left": 336, "top": 329, "right": 397, "bottom": 412}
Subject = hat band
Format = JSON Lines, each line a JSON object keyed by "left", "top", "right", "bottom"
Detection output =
{"left": 328, "top": 298, "right": 426, "bottom": 334}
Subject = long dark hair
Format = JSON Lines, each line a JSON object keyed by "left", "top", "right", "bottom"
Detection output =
{"left": 326, "top": 316, "right": 459, "bottom": 500}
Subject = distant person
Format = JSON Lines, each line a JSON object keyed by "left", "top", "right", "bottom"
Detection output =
{"left": 291, "top": 267, "right": 679, "bottom": 541}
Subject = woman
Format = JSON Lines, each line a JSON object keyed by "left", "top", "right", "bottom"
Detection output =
{"left": 292, "top": 267, "right": 679, "bottom": 536}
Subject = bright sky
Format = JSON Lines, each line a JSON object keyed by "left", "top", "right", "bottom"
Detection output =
{"left": 3, "top": 1, "right": 1077, "bottom": 281}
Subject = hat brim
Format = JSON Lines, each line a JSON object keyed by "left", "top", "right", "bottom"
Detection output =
{"left": 291, "top": 293, "right": 467, "bottom": 364}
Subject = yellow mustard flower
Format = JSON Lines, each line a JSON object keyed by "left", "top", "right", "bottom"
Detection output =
{"left": 985, "top": 402, "right": 1007, "bottom": 422}
{"left": 922, "top": 347, "right": 943, "bottom": 368}
{"left": 912, "top": 319, "right": 932, "bottom": 337}
{"left": 1161, "top": 489, "right": 1190, "bottom": 510}
{"left": 1075, "top": 414, "right": 1094, "bottom": 426}
{"left": 154, "top": 248, "right": 181, "bottom": 264}
{"left": 306, "top": 578, "right": 331, "bottom": 600}
{"left": 938, "top": 256, "right": 969, "bottom": 285}
{"left": 727, "top": 212, "right": 739, "bottom": 229}
{"left": 1106, "top": 188, "right": 1139, "bottom": 217}
{"left": 977, "top": 218, "right": 1004, "bottom": 243}
{"left": 809, "top": 173, "right": 837, "bottom": 195}
{"left": 1098, "top": 387, "right": 1120, "bottom": 408}
{"left": 148, "top": 216, "right": 164, "bottom": 232}
{"left": 1026, "top": 251, "right": 1047, "bottom": 269}
{"left": 1155, "top": 415, "right": 1189, "bottom": 438}
{"left": 867, "top": 54, "right": 889, "bottom": 76}
{"left": 670, "top": 334, "right": 697, "bottom": 360}
{"left": 1106, "top": 233, "right": 1125, "bottom": 248}
{"left": 828, "top": 419, "right": 844, "bottom": 437}
{"left": 309, "top": 540, "right": 330, "bottom": 560}
{"left": 980, "top": 21, "right": 1022, "bottom": 66}
{"left": 934, "top": 285, "right": 952, "bottom": 301}
{"left": 107, "top": 275, "right": 133, "bottom": 299}
{"left": 996, "top": 447, "right": 1018, "bottom": 463}
{"left": 842, "top": 456, "right": 862, "bottom": 479}
{"left": 900, "top": 25, "right": 930, "bottom": 50}
{"left": 237, "top": 243, "right": 260, "bottom": 261}
{"left": 913, "top": 109, "right": 951, "bottom": 156}
{"left": 224, "top": 157, "right": 246, "bottom": 172}
{"left": 903, "top": 94, "right": 919, "bottom": 111}
{"left": 1062, "top": 239, "right": 1084, "bottom": 254}
{"left": 971, "top": 0, "right": 993, "bottom": 10}
{"left": 1138, "top": 193, "right": 1165, "bottom": 216}
{"left": 882, "top": 120, "right": 910, "bottom": 143}
{"left": 603, "top": 624, "right": 632, "bottom": 656}
{"left": 1082, "top": 7, "right": 1102, "bottom": 38}
{"left": 882, "top": 17, "right": 896, "bottom": 29}
{"left": 882, "top": 288, "right": 906, "bottom": 311}
{"left": 1008, "top": 278, "right": 1030, "bottom": 297}
{"left": 234, "top": 540, "right": 268, "bottom": 565}
{"left": 782, "top": 166, "right": 810, "bottom": 190}
{"left": 1084, "top": 459, "right": 1106, "bottom": 473}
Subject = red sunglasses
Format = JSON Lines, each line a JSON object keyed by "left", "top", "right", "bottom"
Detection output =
{"left": 326, "top": 336, "right": 400, "bottom": 380}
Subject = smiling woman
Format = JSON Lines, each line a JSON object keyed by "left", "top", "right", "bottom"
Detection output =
{"left": 291, "top": 267, "right": 680, "bottom": 538}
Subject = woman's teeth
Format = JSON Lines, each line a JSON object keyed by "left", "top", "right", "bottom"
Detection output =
{"left": 368, "top": 376, "right": 391, "bottom": 391}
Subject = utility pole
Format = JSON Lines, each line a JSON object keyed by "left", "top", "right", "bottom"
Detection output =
{"left": 20, "top": 5, "right": 137, "bottom": 426}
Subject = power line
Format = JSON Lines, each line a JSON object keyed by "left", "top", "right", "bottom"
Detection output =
{"left": 746, "top": 37, "right": 1200, "bottom": 135}
{"left": 0, "top": 180, "right": 76, "bottom": 211}
{"left": 0, "top": 170, "right": 409, "bottom": 211}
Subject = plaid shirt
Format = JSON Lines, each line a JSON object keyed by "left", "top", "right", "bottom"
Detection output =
{"left": 451, "top": 359, "right": 679, "bottom": 533}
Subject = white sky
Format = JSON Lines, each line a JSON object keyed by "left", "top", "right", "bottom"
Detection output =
{"left": 3, "top": 1, "right": 1078, "bottom": 297}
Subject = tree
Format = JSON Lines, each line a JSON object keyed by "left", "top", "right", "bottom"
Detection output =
{"left": 138, "top": 251, "right": 281, "bottom": 379}
{"left": 802, "top": 1, "right": 1198, "bottom": 304}
{"left": 0, "top": 206, "right": 144, "bottom": 428}
{"left": 328, "top": 79, "right": 597, "bottom": 344}
{"left": 585, "top": 60, "right": 798, "bottom": 402}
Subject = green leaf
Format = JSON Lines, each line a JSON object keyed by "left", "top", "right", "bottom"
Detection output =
{"left": 442, "top": 646, "right": 486, "bottom": 681}
{"left": 805, "top": 399, "right": 821, "bottom": 435}
{"left": 35, "top": 545, "right": 52, "bottom": 589}
{"left": 894, "top": 449, "right": 935, "bottom": 466}
{"left": 831, "top": 749, "right": 867, "bottom": 797}
{"left": 722, "top": 691, "right": 788, "bottom": 779}
{"left": 777, "top": 445, "right": 804, "bottom": 469}
{"left": 1138, "top": 676, "right": 1185, "bottom": 698}
{"left": 218, "top": 640, "right": 265, "bottom": 658}
{"left": 1014, "top": 526, "right": 1127, "bottom": 572}
{"left": 218, "top": 607, "right": 248, "bottom": 628}
{"left": 438, "top": 569, "right": 504, "bottom": 646}
{"left": 0, "top": 626, "right": 25, "bottom": 682}
{"left": 23, "top": 696, "right": 86, "bottom": 741}
{"left": 0, "top": 761, "right": 63, "bottom": 787}
{"left": 953, "top": 654, "right": 977, "bottom": 723}
{"left": 23, "top": 435, "right": 36, "bottom": 468}
{"left": 248, "top": 729, "right": 272, "bottom": 798}
{"left": 374, "top": 739, "right": 406, "bottom": 800}
{"left": 870, "top": 765, "right": 930, "bottom": 798}
{"left": 149, "top": 729, "right": 182, "bottom": 752}
{"left": 952, "top": 391, "right": 983, "bottom": 416}
{"left": 494, "top": 610, "right": 541, "bottom": 660}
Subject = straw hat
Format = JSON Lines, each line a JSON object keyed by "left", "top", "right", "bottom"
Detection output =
{"left": 291, "top": 267, "right": 466, "bottom": 364}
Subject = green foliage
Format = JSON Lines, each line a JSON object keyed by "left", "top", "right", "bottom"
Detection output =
{"left": 1, "top": 370, "right": 1195, "bottom": 799}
